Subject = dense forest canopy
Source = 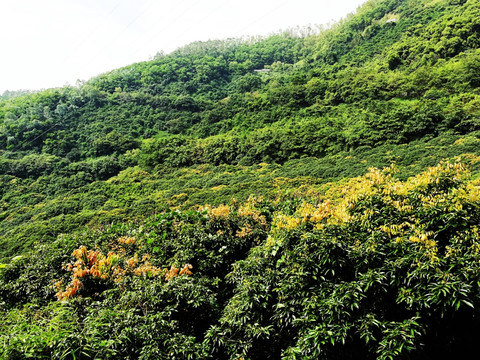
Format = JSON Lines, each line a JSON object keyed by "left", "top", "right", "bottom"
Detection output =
{"left": 1, "top": 0, "right": 480, "bottom": 358}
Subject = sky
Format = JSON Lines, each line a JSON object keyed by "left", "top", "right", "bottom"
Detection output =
{"left": 0, "top": 0, "right": 367, "bottom": 93}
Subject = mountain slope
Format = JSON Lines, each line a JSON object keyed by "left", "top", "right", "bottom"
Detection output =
{"left": 1, "top": 0, "right": 480, "bottom": 358}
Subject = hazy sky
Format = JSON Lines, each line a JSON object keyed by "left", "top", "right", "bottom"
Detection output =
{"left": 0, "top": 0, "right": 366, "bottom": 93}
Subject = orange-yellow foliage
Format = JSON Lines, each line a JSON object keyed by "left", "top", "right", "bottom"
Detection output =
{"left": 56, "top": 239, "right": 194, "bottom": 300}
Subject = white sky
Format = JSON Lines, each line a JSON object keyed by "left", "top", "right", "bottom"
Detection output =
{"left": 0, "top": 0, "right": 366, "bottom": 93}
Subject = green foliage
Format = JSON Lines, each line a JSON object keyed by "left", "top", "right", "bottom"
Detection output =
{"left": 1, "top": 0, "right": 479, "bottom": 158}
{"left": 206, "top": 161, "right": 480, "bottom": 359}
{"left": 2, "top": 0, "right": 480, "bottom": 357}
{"left": 1, "top": 131, "right": 480, "bottom": 261}
{"left": 1, "top": 161, "right": 480, "bottom": 358}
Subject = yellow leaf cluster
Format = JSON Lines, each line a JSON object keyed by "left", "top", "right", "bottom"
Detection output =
{"left": 208, "top": 204, "right": 231, "bottom": 218}
{"left": 270, "top": 161, "right": 477, "bottom": 238}
{"left": 56, "top": 237, "right": 193, "bottom": 300}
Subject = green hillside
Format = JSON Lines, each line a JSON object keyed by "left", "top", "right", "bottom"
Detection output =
{"left": 1, "top": 0, "right": 480, "bottom": 358}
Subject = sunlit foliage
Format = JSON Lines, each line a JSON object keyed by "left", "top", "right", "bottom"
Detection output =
{"left": 2, "top": 0, "right": 480, "bottom": 357}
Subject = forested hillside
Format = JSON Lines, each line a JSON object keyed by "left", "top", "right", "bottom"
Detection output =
{"left": 1, "top": 0, "right": 480, "bottom": 358}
